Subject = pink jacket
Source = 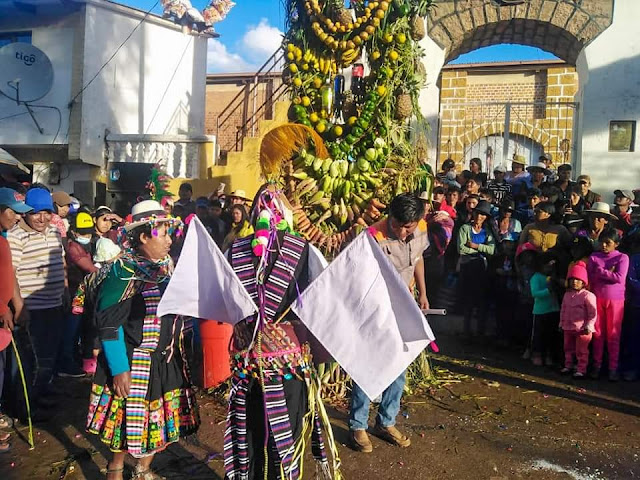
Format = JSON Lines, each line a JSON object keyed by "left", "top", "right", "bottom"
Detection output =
{"left": 560, "top": 289, "right": 597, "bottom": 332}
{"left": 587, "top": 250, "right": 629, "bottom": 300}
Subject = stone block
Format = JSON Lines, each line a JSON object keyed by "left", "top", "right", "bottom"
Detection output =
{"left": 441, "top": 88, "right": 455, "bottom": 99}
{"left": 548, "top": 67, "right": 567, "bottom": 76}
{"left": 459, "top": 10, "right": 473, "bottom": 31}
{"left": 442, "top": 15, "right": 465, "bottom": 39}
{"left": 563, "top": 84, "right": 578, "bottom": 97}
{"left": 470, "top": 6, "right": 485, "bottom": 28}
{"left": 539, "top": 0, "right": 556, "bottom": 22}
{"left": 429, "top": 23, "right": 451, "bottom": 49}
{"left": 560, "top": 74, "right": 576, "bottom": 85}
{"left": 528, "top": 0, "right": 543, "bottom": 20}
{"left": 484, "top": 4, "right": 499, "bottom": 23}
{"left": 547, "top": 85, "right": 562, "bottom": 97}
{"left": 551, "top": 3, "right": 575, "bottom": 29}
{"left": 452, "top": 78, "right": 466, "bottom": 87}
{"left": 441, "top": 78, "right": 452, "bottom": 88}
{"left": 566, "top": 10, "right": 590, "bottom": 36}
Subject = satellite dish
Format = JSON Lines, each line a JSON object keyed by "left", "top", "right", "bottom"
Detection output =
{"left": 0, "top": 43, "right": 54, "bottom": 103}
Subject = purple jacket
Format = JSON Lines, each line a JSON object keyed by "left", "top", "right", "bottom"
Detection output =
{"left": 587, "top": 250, "right": 629, "bottom": 300}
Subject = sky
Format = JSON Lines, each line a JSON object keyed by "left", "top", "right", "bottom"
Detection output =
{"left": 121, "top": 0, "right": 558, "bottom": 73}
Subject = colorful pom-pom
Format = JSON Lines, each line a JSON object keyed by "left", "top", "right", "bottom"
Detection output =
{"left": 253, "top": 244, "right": 266, "bottom": 256}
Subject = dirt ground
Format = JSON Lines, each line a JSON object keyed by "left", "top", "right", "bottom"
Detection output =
{"left": 1, "top": 331, "right": 639, "bottom": 480}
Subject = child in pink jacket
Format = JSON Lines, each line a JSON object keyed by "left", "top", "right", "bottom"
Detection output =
{"left": 587, "top": 229, "right": 629, "bottom": 381}
{"left": 560, "top": 261, "right": 597, "bottom": 378}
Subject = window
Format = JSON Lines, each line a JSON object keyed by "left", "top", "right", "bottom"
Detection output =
{"left": 0, "top": 31, "right": 32, "bottom": 48}
{"left": 609, "top": 121, "right": 636, "bottom": 152}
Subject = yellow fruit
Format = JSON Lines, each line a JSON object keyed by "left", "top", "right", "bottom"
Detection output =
{"left": 380, "top": 1, "right": 389, "bottom": 10}
{"left": 377, "top": 85, "right": 387, "bottom": 96}
{"left": 287, "top": 43, "right": 295, "bottom": 52}
{"left": 372, "top": 17, "right": 380, "bottom": 27}
{"left": 293, "top": 97, "right": 301, "bottom": 105}
{"left": 347, "top": 116, "right": 358, "bottom": 126}
{"left": 295, "top": 47, "right": 302, "bottom": 57}
{"left": 320, "top": 110, "right": 328, "bottom": 119}
{"left": 289, "top": 63, "right": 299, "bottom": 73}
{"left": 395, "top": 32, "right": 407, "bottom": 44}
{"left": 331, "top": 41, "right": 339, "bottom": 50}
{"left": 365, "top": 25, "right": 375, "bottom": 35}
{"left": 311, "top": 22, "right": 320, "bottom": 30}
{"left": 359, "top": 31, "right": 369, "bottom": 41}
{"left": 302, "top": 63, "right": 309, "bottom": 71}
{"left": 339, "top": 40, "right": 347, "bottom": 50}
{"left": 348, "top": 23, "right": 354, "bottom": 29}
{"left": 309, "top": 112, "right": 319, "bottom": 123}
{"left": 371, "top": 50, "right": 381, "bottom": 60}
{"left": 383, "top": 33, "right": 394, "bottom": 44}
{"left": 388, "top": 50, "right": 399, "bottom": 61}
{"left": 316, "top": 121, "right": 327, "bottom": 133}
{"left": 347, "top": 40, "right": 356, "bottom": 49}
{"left": 292, "top": 77, "right": 302, "bottom": 87}
{"left": 313, "top": 77, "right": 323, "bottom": 89}
{"left": 353, "top": 36, "right": 363, "bottom": 46}
{"left": 301, "top": 96, "right": 311, "bottom": 107}
{"left": 375, "top": 9, "right": 385, "bottom": 19}
{"left": 333, "top": 125, "right": 343, "bottom": 137}
{"left": 287, "top": 52, "right": 295, "bottom": 61}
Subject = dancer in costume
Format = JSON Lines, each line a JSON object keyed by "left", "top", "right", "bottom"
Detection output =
{"left": 223, "top": 185, "right": 340, "bottom": 480}
{"left": 86, "top": 200, "right": 199, "bottom": 480}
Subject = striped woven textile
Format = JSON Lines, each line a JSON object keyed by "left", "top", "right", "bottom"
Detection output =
{"left": 126, "top": 286, "right": 162, "bottom": 457}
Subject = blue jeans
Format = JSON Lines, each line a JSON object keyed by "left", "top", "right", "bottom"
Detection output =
{"left": 349, "top": 371, "right": 406, "bottom": 431}
{"left": 56, "top": 313, "right": 81, "bottom": 371}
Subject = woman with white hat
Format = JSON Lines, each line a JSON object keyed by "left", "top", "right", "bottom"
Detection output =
{"left": 86, "top": 200, "right": 198, "bottom": 480}
{"left": 575, "top": 202, "right": 618, "bottom": 250}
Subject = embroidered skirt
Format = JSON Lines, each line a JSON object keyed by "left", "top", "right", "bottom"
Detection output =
{"left": 86, "top": 348, "right": 199, "bottom": 457}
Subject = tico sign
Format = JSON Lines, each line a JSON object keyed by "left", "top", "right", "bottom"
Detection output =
{"left": 0, "top": 43, "right": 54, "bottom": 103}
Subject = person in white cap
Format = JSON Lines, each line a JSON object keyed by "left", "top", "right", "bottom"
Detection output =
{"left": 612, "top": 189, "right": 634, "bottom": 233}
{"left": 85, "top": 200, "right": 198, "bottom": 480}
{"left": 526, "top": 162, "right": 551, "bottom": 191}
{"left": 488, "top": 164, "right": 512, "bottom": 205}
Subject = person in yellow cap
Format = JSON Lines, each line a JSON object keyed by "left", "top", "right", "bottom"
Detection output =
{"left": 58, "top": 212, "right": 99, "bottom": 378}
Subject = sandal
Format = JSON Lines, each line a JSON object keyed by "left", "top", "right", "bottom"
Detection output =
{"left": 131, "top": 467, "right": 165, "bottom": 480}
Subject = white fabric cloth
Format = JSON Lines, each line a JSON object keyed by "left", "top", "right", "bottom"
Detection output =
{"left": 292, "top": 231, "right": 435, "bottom": 400}
{"left": 157, "top": 217, "right": 258, "bottom": 325}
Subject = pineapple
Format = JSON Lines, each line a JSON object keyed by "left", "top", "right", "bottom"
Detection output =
{"left": 328, "top": 0, "right": 353, "bottom": 26}
{"left": 411, "top": 15, "right": 426, "bottom": 41}
{"left": 395, "top": 91, "right": 413, "bottom": 120}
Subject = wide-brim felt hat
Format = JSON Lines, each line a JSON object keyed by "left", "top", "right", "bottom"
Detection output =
{"left": 583, "top": 201, "right": 618, "bottom": 220}
{"left": 124, "top": 200, "right": 173, "bottom": 231}
{"left": 473, "top": 200, "right": 492, "bottom": 216}
{"left": 526, "top": 162, "right": 551, "bottom": 175}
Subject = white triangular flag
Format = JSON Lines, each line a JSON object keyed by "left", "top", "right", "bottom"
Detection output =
{"left": 157, "top": 217, "right": 258, "bottom": 324}
{"left": 292, "top": 231, "right": 435, "bottom": 400}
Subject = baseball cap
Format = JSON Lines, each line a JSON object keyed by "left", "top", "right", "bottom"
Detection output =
{"left": 614, "top": 189, "right": 634, "bottom": 201}
{"left": 52, "top": 191, "right": 72, "bottom": 206}
{"left": 74, "top": 212, "right": 95, "bottom": 234}
{"left": 93, "top": 206, "right": 113, "bottom": 218}
{"left": 0, "top": 187, "right": 33, "bottom": 213}
{"left": 25, "top": 188, "right": 54, "bottom": 213}
{"left": 493, "top": 164, "right": 507, "bottom": 173}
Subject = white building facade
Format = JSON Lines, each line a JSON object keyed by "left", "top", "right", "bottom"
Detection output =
{"left": 0, "top": 0, "right": 210, "bottom": 198}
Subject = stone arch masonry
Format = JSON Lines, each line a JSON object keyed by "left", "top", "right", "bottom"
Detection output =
{"left": 427, "top": 0, "right": 614, "bottom": 64}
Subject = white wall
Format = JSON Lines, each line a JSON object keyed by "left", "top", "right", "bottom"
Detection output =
{"left": 78, "top": 2, "right": 207, "bottom": 167}
{"left": 417, "top": 24, "right": 446, "bottom": 169}
{"left": 576, "top": 1, "right": 640, "bottom": 203}
{"left": 0, "top": 15, "right": 78, "bottom": 145}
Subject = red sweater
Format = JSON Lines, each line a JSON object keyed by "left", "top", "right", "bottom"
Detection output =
{"left": 0, "top": 236, "right": 14, "bottom": 316}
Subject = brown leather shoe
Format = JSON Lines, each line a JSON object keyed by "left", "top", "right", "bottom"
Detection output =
{"left": 350, "top": 429, "right": 373, "bottom": 453}
{"left": 372, "top": 424, "right": 411, "bottom": 447}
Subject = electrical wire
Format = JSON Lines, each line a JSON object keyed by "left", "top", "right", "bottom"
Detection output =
{"left": 68, "top": 0, "right": 160, "bottom": 108}
{"left": 0, "top": 103, "right": 62, "bottom": 143}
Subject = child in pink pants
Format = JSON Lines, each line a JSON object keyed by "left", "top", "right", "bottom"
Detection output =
{"left": 587, "top": 229, "right": 629, "bottom": 381}
{"left": 560, "top": 261, "right": 597, "bottom": 378}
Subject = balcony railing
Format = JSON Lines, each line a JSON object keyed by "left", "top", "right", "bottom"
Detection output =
{"left": 105, "top": 133, "right": 216, "bottom": 178}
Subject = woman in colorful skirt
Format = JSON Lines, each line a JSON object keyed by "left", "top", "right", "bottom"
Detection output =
{"left": 86, "top": 200, "right": 199, "bottom": 480}
{"left": 223, "top": 186, "right": 341, "bottom": 480}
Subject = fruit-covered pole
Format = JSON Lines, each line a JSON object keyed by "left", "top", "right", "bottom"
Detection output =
{"left": 279, "top": 0, "right": 434, "bottom": 256}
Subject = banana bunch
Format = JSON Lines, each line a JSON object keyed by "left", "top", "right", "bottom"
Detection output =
{"left": 316, "top": 362, "right": 350, "bottom": 400}
{"left": 340, "top": 48, "right": 361, "bottom": 67}
{"left": 317, "top": 56, "right": 338, "bottom": 75}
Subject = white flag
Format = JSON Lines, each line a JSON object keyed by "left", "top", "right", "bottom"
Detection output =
{"left": 292, "top": 231, "right": 435, "bottom": 400}
{"left": 157, "top": 217, "right": 258, "bottom": 324}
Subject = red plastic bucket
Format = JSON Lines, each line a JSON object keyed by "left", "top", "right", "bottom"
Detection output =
{"left": 200, "top": 320, "right": 233, "bottom": 388}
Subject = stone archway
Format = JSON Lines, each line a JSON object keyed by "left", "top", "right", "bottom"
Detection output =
{"left": 427, "top": 1, "right": 614, "bottom": 64}
{"left": 417, "top": 0, "right": 625, "bottom": 195}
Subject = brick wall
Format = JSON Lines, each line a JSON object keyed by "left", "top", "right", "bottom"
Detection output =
{"left": 438, "top": 63, "right": 579, "bottom": 168}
